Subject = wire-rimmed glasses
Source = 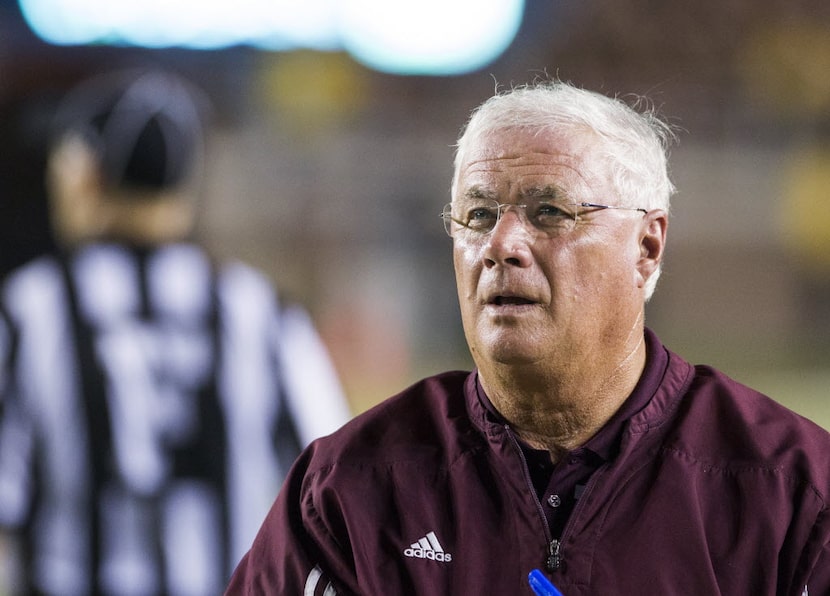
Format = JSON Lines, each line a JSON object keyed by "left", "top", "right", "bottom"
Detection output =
{"left": 440, "top": 199, "right": 648, "bottom": 239}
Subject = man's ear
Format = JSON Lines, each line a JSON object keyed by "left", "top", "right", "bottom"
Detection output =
{"left": 636, "top": 210, "right": 668, "bottom": 289}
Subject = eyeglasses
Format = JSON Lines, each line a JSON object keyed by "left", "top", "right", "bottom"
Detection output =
{"left": 440, "top": 199, "right": 648, "bottom": 239}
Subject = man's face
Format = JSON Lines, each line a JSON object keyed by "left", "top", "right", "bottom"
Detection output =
{"left": 452, "top": 127, "right": 655, "bottom": 369}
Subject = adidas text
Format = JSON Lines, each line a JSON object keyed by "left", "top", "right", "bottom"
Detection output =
{"left": 403, "top": 548, "right": 453, "bottom": 562}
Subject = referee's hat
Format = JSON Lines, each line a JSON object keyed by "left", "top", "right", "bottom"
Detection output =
{"left": 52, "top": 68, "right": 209, "bottom": 192}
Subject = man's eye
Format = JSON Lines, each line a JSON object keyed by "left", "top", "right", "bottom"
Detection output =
{"left": 536, "top": 203, "right": 566, "bottom": 216}
{"left": 467, "top": 208, "right": 497, "bottom": 222}
{"left": 534, "top": 203, "right": 570, "bottom": 222}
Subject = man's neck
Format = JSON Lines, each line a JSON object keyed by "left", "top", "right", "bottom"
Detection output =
{"left": 480, "top": 333, "right": 647, "bottom": 462}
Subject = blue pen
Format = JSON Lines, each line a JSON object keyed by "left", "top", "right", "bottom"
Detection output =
{"left": 528, "top": 569, "right": 565, "bottom": 596}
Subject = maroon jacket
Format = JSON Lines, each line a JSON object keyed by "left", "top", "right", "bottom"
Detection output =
{"left": 227, "top": 332, "right": 830, "bottom": 595}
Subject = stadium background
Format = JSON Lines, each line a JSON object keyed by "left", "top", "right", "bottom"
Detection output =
{"left": 1, "top": 0, "right": 829, "bottom": 425}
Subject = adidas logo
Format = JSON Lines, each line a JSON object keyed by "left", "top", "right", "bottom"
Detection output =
{"left": 403, "top": 531, "right": 453, "bottom": 563}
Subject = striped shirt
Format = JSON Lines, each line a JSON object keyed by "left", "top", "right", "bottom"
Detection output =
{"left": 0, "top": 241, "right": 350, "bottom": 595}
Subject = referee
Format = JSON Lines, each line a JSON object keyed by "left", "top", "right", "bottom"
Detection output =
{"left": 0, "top": 69, "right": 351, "bottom": 595}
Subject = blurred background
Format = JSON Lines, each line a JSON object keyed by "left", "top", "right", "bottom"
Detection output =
{"left": 1, "top": 0, "right": 829, "bottom": 425}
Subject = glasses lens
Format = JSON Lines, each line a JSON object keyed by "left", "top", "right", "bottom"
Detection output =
{"left": 528, "top": 201, "right": 578, "bottom": 233}
{"left": 442, "top": 201, "right": 500, "bottom": 236}
{"left": 460, "top": 199, "right": 500, "bottom": 233}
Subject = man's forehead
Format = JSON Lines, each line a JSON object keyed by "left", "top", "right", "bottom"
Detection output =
{"left": 457, "top": 128, "right": 604, "bottom": 196}
{"left": 457, "top": 157, "right": 596, "bottom": 199}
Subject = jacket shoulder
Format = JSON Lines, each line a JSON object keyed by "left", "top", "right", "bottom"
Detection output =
{"left": 671, "top": 364, "right": 830, "bottom": 496}
{"left": 305, "top": 371, "right": 476, "bottom": 471}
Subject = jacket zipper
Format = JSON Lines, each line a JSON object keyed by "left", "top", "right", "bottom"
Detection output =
{"left": 505, "top": 424, "right": 608, "bottom": 573}
{"left": 504, "top": 425, "right": 560, "bottom": 572}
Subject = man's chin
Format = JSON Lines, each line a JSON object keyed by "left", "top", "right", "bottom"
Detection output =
{"left": 475, "top": 340, "right": 543, "bottom": 367}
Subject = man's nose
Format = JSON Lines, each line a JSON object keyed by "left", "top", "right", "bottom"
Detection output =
{"left": 483, "top": 209, "right": 534, "bottom": 268}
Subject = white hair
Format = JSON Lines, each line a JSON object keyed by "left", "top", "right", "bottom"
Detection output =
{"left": 452, "top": 80, "right": 678, "bottom": 299}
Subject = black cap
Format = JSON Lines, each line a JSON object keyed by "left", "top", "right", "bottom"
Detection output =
{"left": 52, "top": 69, "right": 208, "bottom": 192}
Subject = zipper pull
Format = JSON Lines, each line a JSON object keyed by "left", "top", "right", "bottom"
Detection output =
{"left": 546, "top": 539, "right": 561, "bottom": 571}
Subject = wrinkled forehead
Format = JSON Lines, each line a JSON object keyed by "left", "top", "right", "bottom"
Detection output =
{"left": 453, "top": 126, "right": 609, "bottom": 201}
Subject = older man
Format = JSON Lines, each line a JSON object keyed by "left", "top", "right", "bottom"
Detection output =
{"left": 227, "top": 81, "right": 830, "bottom": 595}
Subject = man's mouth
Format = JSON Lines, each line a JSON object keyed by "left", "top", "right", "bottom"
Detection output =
{"left": 490, "top": 296, "right": 535, "bottom": 306}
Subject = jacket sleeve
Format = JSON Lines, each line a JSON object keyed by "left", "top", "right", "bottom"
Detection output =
{"left": 225, "top": 447, "right": 359, "bottom": 595}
